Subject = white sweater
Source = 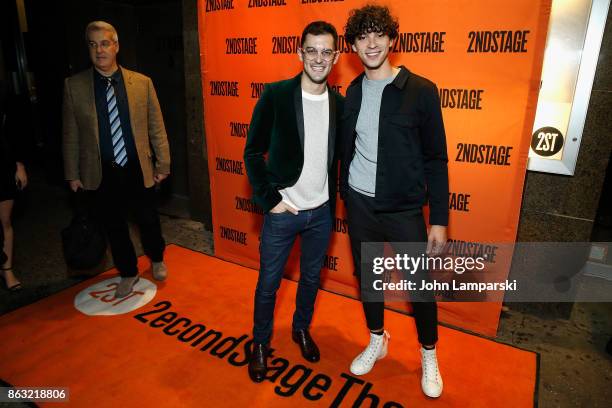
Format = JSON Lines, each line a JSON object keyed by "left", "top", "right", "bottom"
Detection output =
{"left": 279, "top": 89, "right": 329, "bottom": 211}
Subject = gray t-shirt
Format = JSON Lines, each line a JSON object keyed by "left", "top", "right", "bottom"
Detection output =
{"left": 348, "top": 74, "right": 395, "bottom": 197}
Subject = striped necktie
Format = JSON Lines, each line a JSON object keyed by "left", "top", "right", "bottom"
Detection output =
{"left": 105, "top": 77, "right": 127, "bottom": 167}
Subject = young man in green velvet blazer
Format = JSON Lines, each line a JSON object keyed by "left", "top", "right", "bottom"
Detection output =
{"left": 243, "top": 21, "right": 344, "bottom": 383}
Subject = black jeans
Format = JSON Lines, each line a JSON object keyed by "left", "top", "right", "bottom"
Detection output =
{"left": 346, "top": 187, "right": 438, "bottom": 346}
{"left": 93, "top": 161, "right": 165, "bottom": 277}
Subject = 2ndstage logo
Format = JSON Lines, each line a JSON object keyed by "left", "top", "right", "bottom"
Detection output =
{"left": 72, "top": 281, "right": 404, "bottom": 405}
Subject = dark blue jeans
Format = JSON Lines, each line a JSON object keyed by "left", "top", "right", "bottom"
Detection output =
{"left": 253, "top": 202, "right": 332, "bottom": 345}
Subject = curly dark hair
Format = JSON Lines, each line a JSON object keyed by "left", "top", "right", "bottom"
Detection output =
{"left": 344, "top": 4, "right": 399, "bottom": 45}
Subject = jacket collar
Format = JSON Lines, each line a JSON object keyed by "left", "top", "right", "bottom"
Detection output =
{"left": 291, "top": 72, "right": 302, "bottom": 89}
{"left": 349, "top": 65, "right": 410, "bottom": 89}
{"left": 293, "top": 71, "right": 337, "bottom": 94}
{"left": 291, "top": 71, "right": 337, "bottom": 169}
{"left": 92, "top": 65, "right": 123, "bottom": 81}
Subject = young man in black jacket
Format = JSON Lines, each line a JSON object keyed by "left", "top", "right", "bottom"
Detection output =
{"left": 340, "top": 5, "right": 449, "bottom": 398}
{"left": 243, "top": 21, "right": 344, "bottom": 383}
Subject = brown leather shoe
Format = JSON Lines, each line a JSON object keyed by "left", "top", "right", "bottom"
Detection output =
{"left": 248, "top": 342, "right": 268, "bottom": 383}
{"left": 292, "top": 329, "right": 320, "bottom": 362}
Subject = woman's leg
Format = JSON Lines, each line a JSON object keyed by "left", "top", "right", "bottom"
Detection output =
{"left": 0, "top": 199, "right": 20, "bottom": 288}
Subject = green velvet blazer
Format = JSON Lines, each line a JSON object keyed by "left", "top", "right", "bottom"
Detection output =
{"left": 244, "top": 73, "right": 344, "bottom": 217}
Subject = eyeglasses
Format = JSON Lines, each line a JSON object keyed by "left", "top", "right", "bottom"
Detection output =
{"left": 299, "top": 47, "right": 338, "bottom": 62}
{"left": 88, "top": 40, "right": 116, "bottom": 50}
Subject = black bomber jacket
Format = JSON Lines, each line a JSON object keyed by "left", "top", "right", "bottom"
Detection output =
{"left": 339, "top": 66, "right": 449, "bottom": 226}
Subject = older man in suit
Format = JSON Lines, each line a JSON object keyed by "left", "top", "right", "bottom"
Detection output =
{"left": 63, "top": 21, "right": 171, "bottom": 298}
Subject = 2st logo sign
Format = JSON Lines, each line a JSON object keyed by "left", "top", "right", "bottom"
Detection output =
{"left": 531, "top": 127, "right": 564, "bottom": 157}
{"left": 89, "top": 282, "right": 145, "bottom": 306}
{"left": 74, "top": 277, "right": 157, "bottom": 316}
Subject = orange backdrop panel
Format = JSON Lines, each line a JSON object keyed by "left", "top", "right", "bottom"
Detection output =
{"left": 198, "top": 0, "right": 551, "bottom": 337}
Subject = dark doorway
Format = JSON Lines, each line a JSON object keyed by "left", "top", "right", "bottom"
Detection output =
{"left": 6, "top": 0, "right": 188, "bottom": 200}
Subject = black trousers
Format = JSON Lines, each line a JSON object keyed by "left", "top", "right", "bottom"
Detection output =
{"left": 93, "top": 161, "right": 165, "bottom": 277}
{"left": 346, "top": 187, "right": 438, "bottom": 345}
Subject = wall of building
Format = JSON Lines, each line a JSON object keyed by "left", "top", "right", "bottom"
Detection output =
{"left": 513, "top": 11, "right": 612, "bottom": 318}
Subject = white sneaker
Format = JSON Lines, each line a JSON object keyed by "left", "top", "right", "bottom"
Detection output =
{"left": 350, "top": 331, "right": 390, "bottom": 375}
{"left": 421, "top": 347, "right": 443, "bottom": 398}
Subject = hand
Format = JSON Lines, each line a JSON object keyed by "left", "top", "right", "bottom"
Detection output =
{"left": 15, "top": 162, "right": 28, "bottom": 190}
{"left": 426, "top": 225, "right": 447, "bottom": 256}
{"left": 270, "top": 201, "right": 298, "bottom": 215}
{"left": 69, "top": 179, "right": 84, "bottom": 192}
{"left": 153, "top": 173, "right": 168, "bottom": 184}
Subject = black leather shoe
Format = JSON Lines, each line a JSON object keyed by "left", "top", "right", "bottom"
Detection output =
{"left": 248, "top": 342, "right": 268, "bottom": 383}
{"left": 292, "top": 329, "right": 320, "bottom": 362}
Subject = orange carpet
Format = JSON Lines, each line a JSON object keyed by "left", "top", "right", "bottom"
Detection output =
{"left": 0, "top": 245, "right": 538, "bottom": 407}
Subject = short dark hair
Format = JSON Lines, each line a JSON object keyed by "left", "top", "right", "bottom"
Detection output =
{"left": 301, "top": 21, "right": 339, "bottom": 50}
{"left": 344, "top": 4, "right": 399, "bottom": 45}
